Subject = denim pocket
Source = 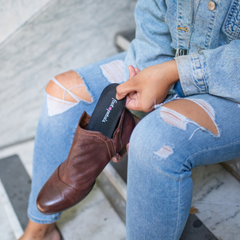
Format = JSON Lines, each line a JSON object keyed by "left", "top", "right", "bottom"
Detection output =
{"left": 223, "top": 0, "right": 240, "bottom": 40}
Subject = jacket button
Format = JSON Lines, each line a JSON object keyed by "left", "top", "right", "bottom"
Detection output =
{"left": 208, "top": 1, "right": 215, "bottom": 11}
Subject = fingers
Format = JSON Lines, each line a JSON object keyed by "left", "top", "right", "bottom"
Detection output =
{"left": 116, "top": 81, "right": 133, "bottom": 100}
{"left": 129, "top": 65, "right": 136, "bottom": 79}
{"left": 116, "top": 65, "right": 140, "bottom": 100}
{"left": 125, "top": 92, "right": 141, "bottom": 110}
{"left": 112, "top": 143, "right": 129, "bottom": 163}
{"left": 135, "top": 67, "right": 140, "bottom": 74}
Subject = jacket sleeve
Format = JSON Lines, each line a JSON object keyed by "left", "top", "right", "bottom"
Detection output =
{"left": 124, "top": 0, "right": 175, "bottom": 81}
{"left": 175, "top": 40, "right": 240, "bottom": 103}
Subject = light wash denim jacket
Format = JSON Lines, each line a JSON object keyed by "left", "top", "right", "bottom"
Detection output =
{"left": 125, "top": 0, "right": 240, "bottom": 103}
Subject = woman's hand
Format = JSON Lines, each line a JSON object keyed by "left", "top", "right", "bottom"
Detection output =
{"left": 116, "top": 60, "right": 179, "bottom": 112}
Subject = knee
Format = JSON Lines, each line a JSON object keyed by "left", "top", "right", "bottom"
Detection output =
{"left": 128, "top": 114, "right": 156, "bottom": 160}
{"left": 128, "top": 113, "right": 183, "bottom": 179}
{"left": 46, "top": 70, "right": 92, "bottom": 103}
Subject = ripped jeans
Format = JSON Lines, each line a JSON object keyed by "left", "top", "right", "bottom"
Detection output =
{"left": 28, "top": 52, "right": 240, "bottom": 239}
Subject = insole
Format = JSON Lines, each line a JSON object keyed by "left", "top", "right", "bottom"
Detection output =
{"left": 87, "top": 83, "right": 126, "bottom": 138}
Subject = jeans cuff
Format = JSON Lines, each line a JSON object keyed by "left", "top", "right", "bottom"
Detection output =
{"left": 28, "top": 210, "right": 61, "bottom": 224}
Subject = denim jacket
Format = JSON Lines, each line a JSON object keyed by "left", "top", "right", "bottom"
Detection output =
{"left": 125, "top": 0, "right": 240, "bottom": 103}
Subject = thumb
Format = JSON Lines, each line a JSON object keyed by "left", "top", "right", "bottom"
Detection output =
{"left": 116, "top": 78, "right": 137, "bottom": 100}
{"left": 128, "top": 65, "right": 136, "bottom": 79}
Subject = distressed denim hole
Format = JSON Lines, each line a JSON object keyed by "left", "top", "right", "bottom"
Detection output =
{"left": 45, "top": 70, "right": 93, "bottom": 116}
{"left": 100, "top": 60, "right": 124, "bottom": 83}
{"left": 161, "top": 99, "right": 219, "bottom": 136}
{"left": 160, "top": 107, "right": 188, "bottom": 130}
{"left": 154, "top": 145, "right": 174, "bottom": 159}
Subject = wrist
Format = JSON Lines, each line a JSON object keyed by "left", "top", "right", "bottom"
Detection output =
{"left": 166, "top": 60, "right": 179, "bottom": 85}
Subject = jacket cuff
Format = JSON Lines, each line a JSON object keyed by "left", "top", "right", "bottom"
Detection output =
{"left": 175, "top": 52, "right": 208, "bottom": 96}
{"left": 174, "top": 81, "right": 185, "bottom": 97}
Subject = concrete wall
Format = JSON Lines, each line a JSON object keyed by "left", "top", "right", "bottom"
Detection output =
{"left": 0, "top": 0, "right": 51, "bottom": 45}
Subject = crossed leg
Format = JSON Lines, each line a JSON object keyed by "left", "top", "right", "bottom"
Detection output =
{"left": 20, "top": 70, "right": 219, "bottom": 240}
{"left": 19, "top": 71, "right": 90, "bottom": 240}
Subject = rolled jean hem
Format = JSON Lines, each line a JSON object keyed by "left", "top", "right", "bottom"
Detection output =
{"left": 28, "top": 210, "right": 60, "bottom": 224}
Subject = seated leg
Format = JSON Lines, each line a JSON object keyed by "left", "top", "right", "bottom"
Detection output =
{"left": 22, "top": 53, "right": 126, "bottom": 240}
{"left": 126, "top": 95, "right": 240, "bottom": 240}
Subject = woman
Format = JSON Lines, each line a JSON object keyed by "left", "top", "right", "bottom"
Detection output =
{"left": 20, "top": 0, "right": 240, "bottom": 239}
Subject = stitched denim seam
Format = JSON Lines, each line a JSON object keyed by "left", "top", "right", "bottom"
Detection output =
{"left": 191, "top": 54, "right": 208, "bottom": 93}
{"left": 177, "top": 0, "right": 191, "bottom": 50}
{"left": 174, "top": 177, "right": 182, "bottom": 240}
{"left": 204, "top": 8, "right": 217, "bottom": 48}
{"left": 224, "top": 0, "right": 240, "bottom": 39}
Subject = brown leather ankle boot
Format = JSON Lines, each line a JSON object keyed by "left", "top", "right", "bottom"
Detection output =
{"left": 37, "top": 108, "right": 135, "bottom": 214}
